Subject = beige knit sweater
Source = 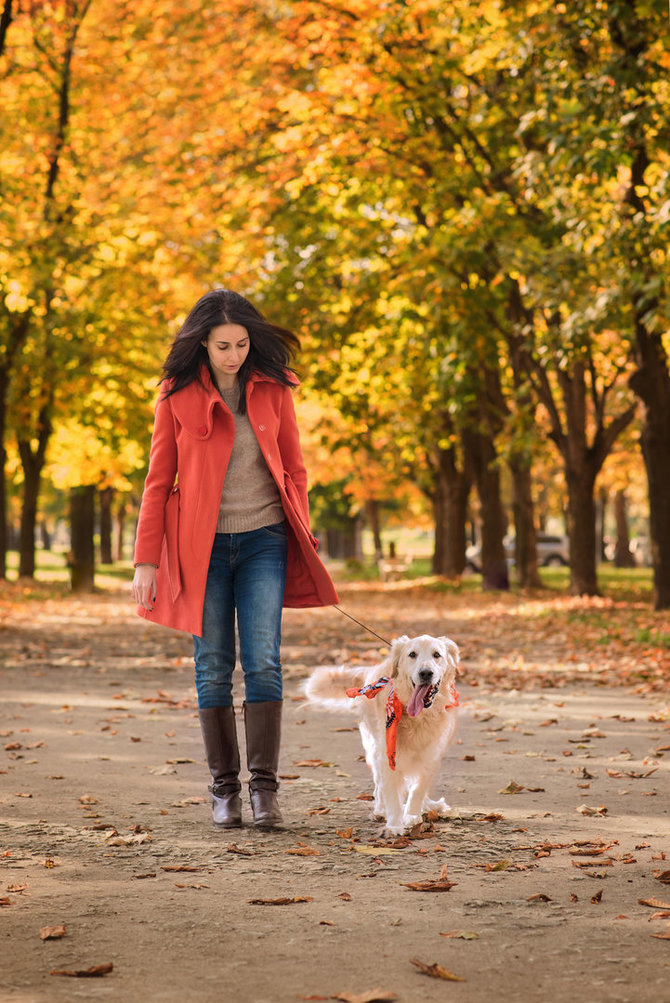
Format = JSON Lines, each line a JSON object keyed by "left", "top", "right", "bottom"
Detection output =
{"left": 215, "top": 385, "right": 284, "bottom": 533}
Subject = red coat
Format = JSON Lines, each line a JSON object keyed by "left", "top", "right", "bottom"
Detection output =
{"left": 133, "top": 365, "right": 339, "bottom": 636}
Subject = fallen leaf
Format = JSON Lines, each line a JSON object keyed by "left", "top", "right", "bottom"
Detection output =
{"left": 499, "top": 780, "right": 525, "bottom": 795}
{"left": 403, "top": 876, "right": 456, "bottom": 892}
{"left": 575, "top": 804, "right": 608, "bottom": 816}
{"left": 294, "top": 759, "right": 334, "bottom": 767}
{"left": 226, "top": 844, "right": 255, "bottom": 856}
{"left": 527, "top": 894, "right": 552, "bottom": 903}
{"left": 569, "top": 845, "right": 616, "bottom": 856}
{"left": 337, "top": 828, "right": 354, "bottom": 839}
{"left": 284, "top": 844, "right": 321, "bottom": 856}
{"left": 650, "top": 929, "right": 670, "bottom": 940}
{"left": 174, "top": 883, "right": 209, "bottom": 889}
{"left": 639, "top": 898, "right": 670, "bottom": 909}
{"left": 331, "top": 989, "right": 398, "bottom": 1003}
{"left": 409, "top": 958, "right": 465, "bottom": 982}
{"left": 339, "top": 892, "right": 352, "bottom": 901}
{"left": 306, "top": 807, "right": 331, "bottom": 816}
{"left": 104, "top": 833, "right": 150, "bottom": 846}
{"left": 591, "top": 889, "right": 604, "bottom": 904}
{"left": 354, "top": 846, "right": 401, "bottom": 856}
{"left": 50, "top": 963, "right": 113, "bottom": 978}
{"left": 40, "top": 925, "right": 66, "bottom": 941}
{"left": 248, "top": 896, "right": 313, "bottom": 905}
{"left": 655, "top": 871, "right": 670, "bottom": 884}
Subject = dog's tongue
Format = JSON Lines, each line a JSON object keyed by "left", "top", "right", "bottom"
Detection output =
{"left": 407, "top": 683, "right": 431, "bottom": 718}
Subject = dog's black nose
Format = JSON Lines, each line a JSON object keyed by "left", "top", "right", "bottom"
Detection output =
{"left": 418, "top": 668, "right": 434, "bottom": 683}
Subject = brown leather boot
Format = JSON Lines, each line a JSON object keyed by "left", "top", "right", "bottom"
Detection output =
{"left": 244, "top": 700, "right": 283, "bottom": 828}
{"left": 198, "top": 706, "right": 242, "bottom": 828}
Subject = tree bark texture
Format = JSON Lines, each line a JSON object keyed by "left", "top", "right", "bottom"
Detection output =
{"left": 509, "top": 455, "right": 542, "bottom": 588}
{"left": 99, "top": 487, "right": 113, "bottom": 565}
{"left": 613, "top": 489, "right": 635, "bottom": 568}
{"left": 461, "top": 426, "right": 509, "bottom": 591}
{"left": 430, "top": 442, "right": 469, "bottom": 578}
{"left": 69, "top": 485, "right": 96, "bottom": 593}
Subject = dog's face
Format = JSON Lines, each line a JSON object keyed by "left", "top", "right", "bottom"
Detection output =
{"left": 389, "top": 634, "right": 459, "bottom": 718}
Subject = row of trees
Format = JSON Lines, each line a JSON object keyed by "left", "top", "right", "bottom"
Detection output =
{"left": 1, "top": 1, "right": 668, "bottom": 606}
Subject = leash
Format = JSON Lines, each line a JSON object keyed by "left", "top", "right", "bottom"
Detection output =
{"left": 333, "top": 605, "right": 392, "bottom": 647}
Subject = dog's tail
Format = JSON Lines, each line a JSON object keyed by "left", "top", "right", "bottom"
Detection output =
{"left": 303, "top": 665, "right": 366, "bottom": 712}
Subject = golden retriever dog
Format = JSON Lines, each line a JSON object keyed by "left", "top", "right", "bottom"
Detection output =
{"left": 304, "top": 634, "right": 460, "bottom": 836}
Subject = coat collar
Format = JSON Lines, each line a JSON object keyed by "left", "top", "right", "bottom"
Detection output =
{"left": 166, "top": 365, "right": 298, "bottom": 437}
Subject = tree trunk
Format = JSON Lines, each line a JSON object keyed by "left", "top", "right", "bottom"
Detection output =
{"left": 0, "top": 368, "right": 8, "bottom": 579}
{"left": 565, "top": 464, "right": 598, "bottom": 596}
{"left": 365, "top": 498, "right": 383, "bottom": 561}
{"left": 635, "top": 379, "right": 670, "bottom": 606}
{"left": 613, "top": 489, "right": 635, "bottom": 568}
{"left": 462, "top": 426, "right": 509, "bottom": 591}
{"left": 627, "top": 235, "right": 670, "bottom": 606}
{"left": 17, "top": 452, "right": 40, "bottom": 577}
{"left": 0, "top": 311, "right": 31, "bottom": 578}
{"left": 99, "top": 486, "right": 113, "bottom": 565}
{"left": 17, "top": 404, "right": 51, "bottom": 578}
{"left": 0, "top": 0, "right": 15, "bottom": 58}
{"left": 509, "top": 455, "right": 542, "bottom": 588}
{"left": 431, "top": 443, "right": 469, "bottom": 577}
{"left": 325, "top": 519, "right": 362, "bottom": 561}
{"left": 114, "top": 497, "right": 127, "bottom": 562}
{"left": 69, "top": 485, "right": 96, "bottom": 592}
{"left": 608, "top": 10, "right": 670, "bottom": 608}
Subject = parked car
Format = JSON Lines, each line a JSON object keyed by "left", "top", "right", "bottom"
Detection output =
{"left": 466, "top": 532, "right": 569, "bottom": 573}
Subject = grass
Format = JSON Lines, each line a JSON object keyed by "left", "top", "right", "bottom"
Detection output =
{"left": 1, "top": 545, "right": 657, "bottom": 608}
{"left": 3, "top": 548, "right": 134, "bottom": 596}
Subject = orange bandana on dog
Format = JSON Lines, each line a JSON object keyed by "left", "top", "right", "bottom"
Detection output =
{"left": 346, "top": 675, "right": 403, "bottom": 770}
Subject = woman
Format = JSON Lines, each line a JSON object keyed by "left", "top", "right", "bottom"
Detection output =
{"left": 132, "top": 289, "right": 338, "bottom": 830}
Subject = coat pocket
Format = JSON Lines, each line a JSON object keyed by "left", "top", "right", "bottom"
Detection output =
{"left": 283, "top": 474, "right": 318, "bottom": 548}
{"left": 163, "top": 486, "right": 183, "bottom": 602}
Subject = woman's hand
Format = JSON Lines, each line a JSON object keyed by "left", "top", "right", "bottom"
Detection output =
{"left": 132, "top": 564, "right": 157, "bottom": 611}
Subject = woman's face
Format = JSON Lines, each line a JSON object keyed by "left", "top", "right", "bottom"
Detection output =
{"left": 202, "top": 323, "right": 250, "bottom": 389}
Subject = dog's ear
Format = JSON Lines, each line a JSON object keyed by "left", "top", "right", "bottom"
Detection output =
{"left": 440, "top": 636, "right": 460, "bottom": 673}
{"left": 389, "top": 635, "right": 410, "bottom": 677}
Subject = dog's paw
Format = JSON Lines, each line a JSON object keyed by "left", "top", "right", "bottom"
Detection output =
{"left": 423, "top": 797, "right": 451, "bottom": 817}
{"left": 403, "top": 813, "right": 423, "bottom": 829}
{"left": 380, "top": 820, "right": 406, "bottom": 838}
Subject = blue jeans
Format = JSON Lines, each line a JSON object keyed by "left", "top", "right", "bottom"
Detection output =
{"left": 193, "top": 524, "right": 288, "bottom": 709}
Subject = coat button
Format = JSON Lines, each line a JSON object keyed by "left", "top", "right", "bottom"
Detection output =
{"left": 197, "top": 425, "right": 207, "bottom": 436}
{"left": 258, "top": 424, "right": 266, "bottom": 431}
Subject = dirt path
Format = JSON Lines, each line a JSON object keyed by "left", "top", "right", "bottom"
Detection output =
{"left": 1, "top": 584, "right": 669, "bottom": 1002}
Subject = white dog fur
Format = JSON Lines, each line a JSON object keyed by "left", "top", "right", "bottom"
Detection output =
{"left": 304, "top": 634, "right": 460, "bottom": 836}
